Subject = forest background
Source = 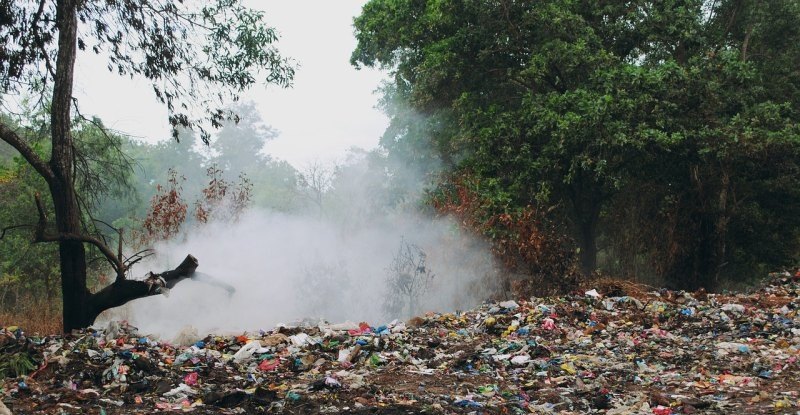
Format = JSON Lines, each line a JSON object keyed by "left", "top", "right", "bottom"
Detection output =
{"left": 2, "top": 0, "right": 799, "bottom": 334}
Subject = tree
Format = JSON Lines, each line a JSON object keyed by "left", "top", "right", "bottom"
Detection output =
{"left": 207, "top": 101, "right": 301, "bottom": 213}
{"left": 141, "top": 168, "right": 187, "bottom": 244}
{"left": 125, "top": 129, "right": 208, "bottom": 215}
{"left": 0, "top": 0, "right": 295, "bottom": 331}
{"left": 351, "top": 0, "right": 649, "bottom": 275}
{"left": 211, "top": 101, "right": 278, "bottom": 176}
{"left": 1, "top": 112, "right": 137, "bottom": 323}
{"left": 352, "top": 0, "right": 800, "bottom": 289}
{"left": 296, "top": 160, "right": 336, "bottom": 217}
{"left": 383, "top": 239, "right": 434, "bottom": 319}
{"left": 193, "top": 164, "right": 253, "bottom": 224}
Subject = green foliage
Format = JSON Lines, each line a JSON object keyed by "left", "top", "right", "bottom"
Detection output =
{"left": 0, "top": 118, "right": 60, "bottom": 311}
{"left": 207, "top": 102, "right": 301, "bottom": 212}
{"left": 1, "top": 0, "right": 296, "bottom": 142}
{"left": 353, "top": 0, "right": 800, "bottom": 289}
{"left": 72, "top": 118, "right": 137, "bottom": 210}
{"left": 0, "top": 351, "right": 37, "bottom": 379}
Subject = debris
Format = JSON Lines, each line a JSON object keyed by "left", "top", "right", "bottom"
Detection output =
{"left": 585, "top": 288, "right": 602, "bottom": 299}
{"left": 499, "top": 300, "right": 520, "bottom": 309}
{"left": 2, "top": 272, "right": 800, "bottom": 413}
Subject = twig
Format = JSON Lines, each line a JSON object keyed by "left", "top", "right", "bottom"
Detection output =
{"left": 0, "top": 224, "right": 33, "bottom": 240}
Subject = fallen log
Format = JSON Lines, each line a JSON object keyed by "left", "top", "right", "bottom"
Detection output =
{"left": 87, "top": 254, "right": 199, "bottom": 326}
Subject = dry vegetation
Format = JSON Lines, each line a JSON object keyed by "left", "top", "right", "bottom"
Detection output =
{"left": 0, "top": 297, "right": 61, "bottom": 335}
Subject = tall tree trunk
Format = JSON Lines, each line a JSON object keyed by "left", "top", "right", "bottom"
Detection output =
{"left": 51, "top": 0, "right": 86, "bottom": 331}
{"left": 578, "top": 219, "right": 598, "bottom": 277}
{"left": 568, "top": 174, "right": 602, "bottom": 277}
{"left": 679, "top": 164, "right": 726, "bottom": 292}
{"left": 690, "top": 216, "right": 716, "bottom": 291}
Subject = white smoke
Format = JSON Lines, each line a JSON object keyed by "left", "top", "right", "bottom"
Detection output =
{"left": 115, "top": 206, "right": 499, "bottom": 338}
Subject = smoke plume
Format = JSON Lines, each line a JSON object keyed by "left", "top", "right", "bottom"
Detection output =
{"left": 112, "top": 193, "right": 499, "bottom": 339}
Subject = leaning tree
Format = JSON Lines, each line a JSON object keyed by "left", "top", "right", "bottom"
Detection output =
{"left": 0, "top": 0, "right": 295, "bottom": 331}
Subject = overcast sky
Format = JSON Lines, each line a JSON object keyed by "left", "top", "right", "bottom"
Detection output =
{"left": 71, "top": 0, "right": 388, "bottom": 168}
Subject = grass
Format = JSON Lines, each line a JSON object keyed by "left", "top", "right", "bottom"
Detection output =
{"left": 0, "top": 351, "right": 37, "bottom": 379}
{"left": 0, "top": 298, "right": 62, "bottom": 335}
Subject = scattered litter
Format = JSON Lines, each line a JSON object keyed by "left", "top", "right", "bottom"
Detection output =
{"left": 585, "top": 288, "right": 602, "bottom": 299}
{"left": 1, "top": 273, "right": 799, "bottom": 413}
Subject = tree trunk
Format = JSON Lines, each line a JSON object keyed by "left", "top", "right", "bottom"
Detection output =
{"left": 689, "top": 216, "right": 716, "bottom": 291}
{"left": 568, "top": 174, "right": 602, "bottom": 277}
{"left": 51, "top": 0, "right": 85, "bottom": 332}
{"left": 56, "top": 237, "right": 92, "bottom": 330}
{"left": 578, "top": 220, "right": 598, "bottom": 277}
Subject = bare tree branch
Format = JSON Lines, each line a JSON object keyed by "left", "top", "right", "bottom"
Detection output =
{"left": 91, "top": 217, "right": 119, "bottom": 234}
{"left": 126, "top": 248, "right": 155, "bottom": 261}
{"left": 124, "top": 251, "right": 154, "bottom": 270}
{"left": 0, "top": 121, "right": 54, "bottom": 182}
{"left": 0, "top": 224, "right": 34, "bottom": 240}
{"left": 33, "top": 192, "right": 123, "bottom": 275}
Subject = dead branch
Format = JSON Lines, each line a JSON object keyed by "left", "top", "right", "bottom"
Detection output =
{"left": 89, "top": 254, "right": 199, "bottom": 324}
{"left": 123, "top": 249, "right": 155, "bottom": 270}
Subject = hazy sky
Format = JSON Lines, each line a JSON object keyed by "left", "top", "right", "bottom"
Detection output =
{"left": 72, "top": 0, "right": 388, "bottom": 167}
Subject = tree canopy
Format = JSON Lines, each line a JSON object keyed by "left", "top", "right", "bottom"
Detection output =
{"left": 352, "top": 0, "right": 800, "bottom": 290}
{"left": 2, "top": 0, "right": 294, "bottom": 141}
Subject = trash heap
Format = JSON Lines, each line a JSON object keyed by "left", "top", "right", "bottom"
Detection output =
{"left": 2, "top": 273, "right": 799, "bottom": 414}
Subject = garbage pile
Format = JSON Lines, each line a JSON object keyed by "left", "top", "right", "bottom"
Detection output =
{"left": 2, "top": 272, "right": 799, "bottom": 414}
